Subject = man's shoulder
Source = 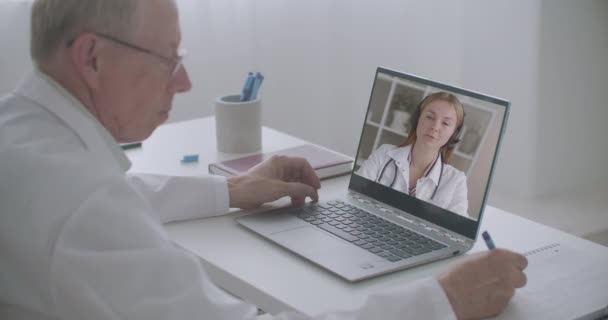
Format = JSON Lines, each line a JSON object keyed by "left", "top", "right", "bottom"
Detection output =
{"left": 0, "top": 146, "right": 122, "bottom": 211}
{"left": 0, "top": 147, "right": 124, "bottom": 230}
{"left": 1, "top": 91, "right": 56, "bottom": 124}
{"left": 1, "top": 92, "right": 40, "bottom": 114}
{"left": 0, "top": 92, "right": 84, "bottom": 152}
{"left": 0, "top": 147, "right": 119, "bottom": 185}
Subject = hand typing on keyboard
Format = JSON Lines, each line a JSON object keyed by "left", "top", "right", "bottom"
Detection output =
{"left": 228, "top": 155, "right": 321, "bottom": 209}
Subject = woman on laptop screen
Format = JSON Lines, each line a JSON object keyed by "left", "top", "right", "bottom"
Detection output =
{"left": 357, "top": 92, "right": 469, "bottom": 216}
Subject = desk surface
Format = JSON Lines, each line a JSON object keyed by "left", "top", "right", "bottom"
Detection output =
{"left": 127, "top": 117, "right": 607, "bottom": 317}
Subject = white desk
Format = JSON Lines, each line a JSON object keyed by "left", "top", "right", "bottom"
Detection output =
{"left": 127, "top": 116, "right": 607, "bottom": 317}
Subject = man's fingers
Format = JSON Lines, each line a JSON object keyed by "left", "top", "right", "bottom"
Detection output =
{"left": 291, "top": 196, "right": 305, "bottom": 207}
{"left": 515, "top": 271, "right": 527, "bottom": 288}
{"left": 489, "top": 249, "right": 528, "bottom": 289}
{"left": 509, "top": 267, "right": 527, "bottom": 288}
{"left": 285, "top": 181, "right": 318, "bottom": 202}
{"left": 501, "top": 250, "right": 528, "bottom": 270}
{"left": 492, "top": 249, "right": 528, "bottom": 270}
{"left": 519, "top": 255, "right": 528, "bottom": 270}
{"left": 290, "top": 157, "right": 321, "bottom": 189}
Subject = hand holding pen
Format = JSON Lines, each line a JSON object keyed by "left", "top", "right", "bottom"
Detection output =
{"left": 436, "top": 230, "right": 528, "bottom": 319}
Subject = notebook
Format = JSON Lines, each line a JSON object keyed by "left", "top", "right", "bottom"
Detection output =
{"left": 493, "top": 243, "right": 608, "bottom": 320}
{"left": 236, "top": 67, "right": 511, "bottom": 281}
{"left": 208, "top": 144, "right": 353, "bottom": 179}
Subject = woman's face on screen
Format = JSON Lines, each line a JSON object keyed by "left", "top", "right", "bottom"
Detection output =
{"left": 416, "top": 100, "right": 458, "bottom": 149}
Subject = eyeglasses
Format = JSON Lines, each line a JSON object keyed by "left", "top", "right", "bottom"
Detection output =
{"left": 70, "top": 32, "right": 186, "bottom": 78}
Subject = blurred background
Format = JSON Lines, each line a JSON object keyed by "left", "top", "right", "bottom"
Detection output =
{"left": 1, "top": 0, "right": 606, "bottom": 244}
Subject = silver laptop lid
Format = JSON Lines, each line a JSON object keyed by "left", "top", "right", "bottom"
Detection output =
{"left": 348, "top": 67, "right": 510, "bottom": 240}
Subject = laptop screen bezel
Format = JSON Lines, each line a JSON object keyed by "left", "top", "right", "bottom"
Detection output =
{"left": 348, "top": 67, "right": 510, "bottom": 240}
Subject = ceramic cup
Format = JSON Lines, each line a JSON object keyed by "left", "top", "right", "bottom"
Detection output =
{"left": 215, "top": 94, "right": 262, "bottom": 153}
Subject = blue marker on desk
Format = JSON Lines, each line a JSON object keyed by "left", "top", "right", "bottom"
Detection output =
{"left": 482, "top": 230, "right": 496, "bottom": 250}
{"left": 240, "top": 72, "right": 254, "bottom": 101}
{"left": 180, "top": 154, "right": 199, "bottom": 164}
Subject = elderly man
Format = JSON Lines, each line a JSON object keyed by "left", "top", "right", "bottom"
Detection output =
{"left": 0, "top": 0, "right": 527, "bottom": 319}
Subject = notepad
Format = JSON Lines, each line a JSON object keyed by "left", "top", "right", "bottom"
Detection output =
{"left": 208, "top": 144, "right": 353, "bottom": 179}
{"left": 492, "top": 243, "right": 608, "bottom": 320}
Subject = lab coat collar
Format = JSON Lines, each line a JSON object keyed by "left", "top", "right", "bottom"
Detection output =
{"left": 386, "top": 144, "right": 412, "bottom": 169}
{"left": 386, "top": 144, "right": 442, "bottom": 186}
{"left": 14, "top": 69, "right": 131, "bottom": 171}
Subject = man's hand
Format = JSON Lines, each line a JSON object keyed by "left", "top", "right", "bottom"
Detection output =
{"left": 227, "top": 155, "right": 321, "bottom": 209}
{"left": 437, "top": 249, "right": 528, "bottom": 320}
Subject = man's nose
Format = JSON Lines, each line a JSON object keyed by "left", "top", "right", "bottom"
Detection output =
{"left": 171, "top": 64, "right": 192, "bottom": 93}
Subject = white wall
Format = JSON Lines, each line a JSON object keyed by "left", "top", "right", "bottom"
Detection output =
{"left": 537, "top": 0, "right": 608, "bottom": 195}
{"left": 170, "top": 0, "right": 255, "bottom": 122}
{"left": 459, "top": 1, "right": 541, "bottom": 200}
{"left": 0, "top": 0, "right": 31, "bottom": 91}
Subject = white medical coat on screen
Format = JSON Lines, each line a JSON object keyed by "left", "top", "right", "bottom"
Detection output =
{"left": 357, "top": 144, "right": 469, "bottom": 216}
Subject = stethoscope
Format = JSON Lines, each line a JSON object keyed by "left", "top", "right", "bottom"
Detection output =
{"left": 376, "top": 156, "right": 444, "bottom": 200}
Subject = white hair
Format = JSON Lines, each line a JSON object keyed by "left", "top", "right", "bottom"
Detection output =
{"left": 30, "top": 0, "right": 140, "bottom": 65}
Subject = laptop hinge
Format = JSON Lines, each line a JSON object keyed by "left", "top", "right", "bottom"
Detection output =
{"left": 348, "top": 191, "right": 473, "bottom": 246}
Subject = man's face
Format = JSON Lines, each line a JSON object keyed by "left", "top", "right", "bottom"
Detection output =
{"left": 93, "top": 0, "right": 191, "bottom": 143}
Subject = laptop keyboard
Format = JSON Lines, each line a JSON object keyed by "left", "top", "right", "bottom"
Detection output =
{"left": 293, "top": 200, "right": 447, "bottom": 262}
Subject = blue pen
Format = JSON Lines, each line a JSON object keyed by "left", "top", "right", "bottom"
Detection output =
{"left": 482, "top": 230, "right": 496, "bottom": 250}
{"left": 240, "top": 72, "right": 254, "bottom": 101}
{"left": 249, "top": 72, "right": 264, "bottom": 100}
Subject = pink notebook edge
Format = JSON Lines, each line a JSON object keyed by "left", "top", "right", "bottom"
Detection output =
{"left": 212, "top": 144, "right": 353, "bottom": 174}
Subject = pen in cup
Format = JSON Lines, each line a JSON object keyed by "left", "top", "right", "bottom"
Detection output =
{"left": 239, "top": 71, "right": 264, "bottom": 102}
{"left": 249, "top": 72, "right": 264, "bottom": 100}
{"left": 482, "top": 230, "right": 496, "bottom": 250}
{"left": 240, "top": 72, "right": 254, "bottom": 101}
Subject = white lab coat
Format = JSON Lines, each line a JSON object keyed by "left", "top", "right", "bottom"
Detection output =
{"left": 358, "top": 144, "right": 469, "bottom": 216}
{"left": 0, "top": 70, "right": 456, "bottom": 320}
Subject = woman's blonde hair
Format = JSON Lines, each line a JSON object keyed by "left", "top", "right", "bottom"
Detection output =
{"left": 399, "top": 91, "right": 465, "bottom": 162}
{"left": 30, "top": 0, "right": 140, "bottom": 65}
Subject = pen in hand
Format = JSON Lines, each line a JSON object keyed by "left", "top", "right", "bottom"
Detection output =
{"left": 482, "top": 230, "right": 496, "bottom": 250}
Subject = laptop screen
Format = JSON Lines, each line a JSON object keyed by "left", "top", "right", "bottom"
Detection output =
{"left": 349, "top": 67, "right": 509, "bottom": 239}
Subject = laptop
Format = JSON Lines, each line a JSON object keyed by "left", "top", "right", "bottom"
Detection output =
{"left": 236, "top": 67, "right": 510, "bottom": 282}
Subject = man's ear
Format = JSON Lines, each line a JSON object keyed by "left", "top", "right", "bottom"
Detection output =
{"left": 68, "top": 33, "right": 104, "bottom": 90}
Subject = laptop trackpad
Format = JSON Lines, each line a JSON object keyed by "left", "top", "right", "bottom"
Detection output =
{"left": 271, "top": 226, "right": 363, "bottom": 257}
{"left": 267, "top": 225, "right": 387, "bottom": 281}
